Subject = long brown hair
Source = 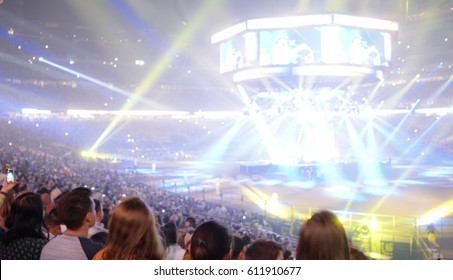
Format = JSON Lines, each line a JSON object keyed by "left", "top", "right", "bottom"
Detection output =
{"left": 102, "top": 196, "right": 164, "bottom": 260}
{"left": 296, "top": 210, "right": 350, "bottom": 260}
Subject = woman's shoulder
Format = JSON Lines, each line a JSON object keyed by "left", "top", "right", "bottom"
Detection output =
{"left": 92, "top": 247, "right": 107, "bottom": 260}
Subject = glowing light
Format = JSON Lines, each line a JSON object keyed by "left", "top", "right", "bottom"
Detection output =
{"left": 81, "top": 150, "right": 122, "bottom": 161}
{"left": 21, "top": 108, "right": 51, "bottom": 115}
{"left": 239, "top": 184, "right": 288, "bottom": 219}
{"left": 369, "top": 216, "right": 379, "bottom": 231}
{"left": 89, "top": 0, "right": 219, "bottom": 154}
{"left": 418, "top": 199, "right": 453, "bottom": 226}
{"left": 38, "top": 57, "right": 141, "bottom": 102}
{"left": 135, "top": 60, "right": 145, "bottom": 66}
{"left": 199, "top": 119, "right": 246, "bottom": 161}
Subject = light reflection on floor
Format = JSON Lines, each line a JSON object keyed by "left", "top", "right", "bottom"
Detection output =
{"left": 123, "top": 160, "right": 453, "bottom": 218}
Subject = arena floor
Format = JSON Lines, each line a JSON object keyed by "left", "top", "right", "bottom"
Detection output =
{"left": 131, "top": 160, "right": 453, "bottom": 219}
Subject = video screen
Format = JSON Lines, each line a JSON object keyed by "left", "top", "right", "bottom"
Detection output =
{"left": 258, "top": 27, "right": 391, "bottom": 67}
{"left": 214, "top": 14, "right": 396, "bottom": 74}
{"left": 340, "top": 27, "right": 392, "bottom": 67}
{"left": 219, "top": 32, "right": 259, "bottom": 73}
{"left": 259, "top": 28, "right": 321, "bottom": 66}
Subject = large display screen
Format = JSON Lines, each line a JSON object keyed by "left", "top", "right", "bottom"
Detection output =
{"left": 214, "top": 14, "right": 398, "bottom": 79}
{"left": 259, "top": 28, "right": 321, "bottom": 66}
{"left": 219, "top": 32, "right": 259, "bottom": 73}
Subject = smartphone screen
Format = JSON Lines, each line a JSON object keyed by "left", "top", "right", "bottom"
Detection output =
{"left": 6, "top": 171, "right": 14, "bottom": 183}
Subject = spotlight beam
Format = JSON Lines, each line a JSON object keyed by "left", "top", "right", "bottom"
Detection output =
{"left": 199, "top": 119, "right": 247, "bottom": 162}
{"left": 378, "top": 99, "right": 420, "bottom": 155}
{"left": 39, "top": 57, "right": 132, "bottom": 99}
{"left": 384, "top": 74, "right": 419, "bottom": 109}
{"left": 397, "top": 108, "right": 449, "bottom": 161}
{"left": 418, "top": 199, "right": 453, "bottom": 225}
{"left": 427, "top": 75, "right": 453, "bottom": 102}
{"left": 89, "top": 0, "right": 221, "bottom": 153}
{"left": 251, "top": 114, "right": 282, "bottom": 162}
{"left": 342, "top": 116, "right": 384, "bottom": 212}
{"left": 371, "top": 107, "right": 452, "bottom": 214}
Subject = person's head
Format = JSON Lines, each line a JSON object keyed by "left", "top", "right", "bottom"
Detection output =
{"left": 426, "top": 223, "right": 436, "bottom": 233}
{"left": 16, "top": 182, "right": 30, "bottom": 196}
{"left": 231, "top": 236, "right": 245, "bottom": 260}
{"left": 190, "top": 220, "right": 232, "bottom": 260}
{"left": 103, "top": 196, "right": 164, "bottom": 260}
{"left": 350, "top": 246, "right": 367, "bottom": 260}
{"left": 184, "top": 217, "right": 196, "bottom": 229}
{"left": 1, "top": 164, "right": 13, "bottom": 174}
{"left": 101, "top": 203, "right": 111, "bottom": 229}
{"left": 296, "top": 210, "right": 350, "bottom": 260}
{"left": 37, "top": 188, "right": 54, "bottom": 215}
{"left": 162, "top": 221, "right": 178, "bottom": 247}
{"left": 3, "top": 192, "right": 46, "bottom": 244}
{"left": 93, "top": 199, "right": 103, "bottom": 222}
{"left": 245, "top": 239, "right": 284, "bottom": 260}
{"left": 57, "top": 187, "right": 95, "bottom": 231}
{"left": 90, "top": 231, "right": 108, "bottom": 245}
{"left": 44, "top": 207, "right": 62, "bottom": 237}
{"left": 283, "top": 249, "right": 293, "bottom": 260}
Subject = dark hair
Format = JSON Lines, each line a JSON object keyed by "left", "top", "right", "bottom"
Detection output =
{"left": 245, "top": 239, "right": 284, "bottom": 260}
{"left": 350, "top": 246, "right": 367, "bottom": 260}
{"left": 90, "top": 231, "right": 108, "bottom": 245}
{"left": 57, "top": 187, "right": 93, "bottom": 230}
{"left": 283, "top": 249, "right": 293, "bottom": 260}
{"left": 190, "top": 220, "right": 232, "bottom": 260}
{"left": 185, "top": 217, "right": 196, "bottom": 228}
{"left": 17, "top": 183, "right": 28, "bottom": 193}
{"left": 296, "top": 210, "right": 350, "bottom": 260}
{"left": 3, "top": 192, "right": 46, "bottom": 245}
{"left": 231, "top": 236, "right": 245, "bottom": 259}
{"left": 45, "top": 208, "right": 61, "bottom": 227}
{"left": 37, "top": 188, "right": 50, "bottom": 195}
{"left": 101, "top": 207, "right": 110, "bottom": 230}
{"left": 93, "top": 199, "right": 102, "bottom": 213}
{"left": 162, "top": 222, "right": 178, "bottom": 246}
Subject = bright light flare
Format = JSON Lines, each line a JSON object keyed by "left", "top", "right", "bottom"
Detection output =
{"left": 418, "top": 199, "right": 453, "bottom": 226}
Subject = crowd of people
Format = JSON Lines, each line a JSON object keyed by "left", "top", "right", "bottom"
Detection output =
{"left": 0, "top": 109, "right": 451, "bottom": 259}
{"left": 2, "top": 110, "right": 453, "bottom": 260}
{"left": 0, "top": 116, "right": 370, "bottom": 260}
{"left": 0, "top": 175, "right": 359, "bottom": 260}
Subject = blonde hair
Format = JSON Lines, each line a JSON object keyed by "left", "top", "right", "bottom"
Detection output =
{"left": 102, "top": 196, "right": 164, "bottom": 260}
